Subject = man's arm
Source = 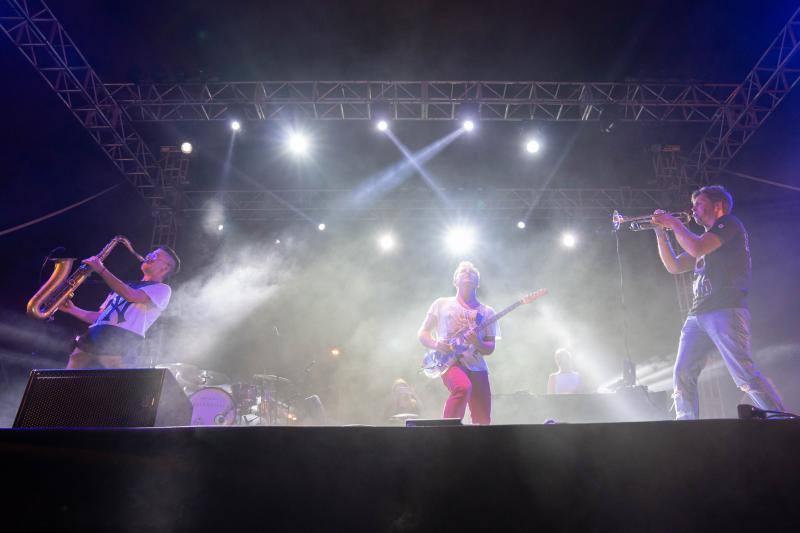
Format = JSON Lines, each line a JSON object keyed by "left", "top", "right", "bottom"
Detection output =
{"left": 58, "top": 300, "right": 101, "bottom": 324}
{"left": 466, "top": 331, "right": 495, "bottom": 355}
{"left": 655, "top": 228, "right": 695, "bottom": 274}
{"left": 418, "top": 313, "right": 452, "bottom": 353}
{"left": 82, "top": 256, "right": 154, "bottom": 305}
{"left": 652, "top": 212, "right": 722, "bottom": 259}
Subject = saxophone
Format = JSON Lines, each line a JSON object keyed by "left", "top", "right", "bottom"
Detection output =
{"left": 27, "top": 236, "right": 145, "bottom": 320}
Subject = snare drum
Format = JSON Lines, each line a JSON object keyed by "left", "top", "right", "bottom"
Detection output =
{"left": 189, "top": 387, "right": 237, "bottom": 426}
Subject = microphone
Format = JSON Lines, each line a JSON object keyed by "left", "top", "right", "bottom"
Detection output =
{"left": 39, "top": 246, "right": 68, "bottom": 285}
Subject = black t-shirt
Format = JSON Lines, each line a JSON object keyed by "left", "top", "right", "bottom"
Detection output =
{"left": 689, "top": 214, "right": 751, "bottom": 315}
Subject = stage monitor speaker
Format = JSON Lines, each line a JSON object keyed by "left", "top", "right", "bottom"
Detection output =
{"left": 13, "top": 368, "right": 192, "bottom": 428}
{"left": 405, "top": 418, "right": 463, "bottom": 427}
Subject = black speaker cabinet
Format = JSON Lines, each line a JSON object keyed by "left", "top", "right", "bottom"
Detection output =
{"left": 13, "top": 368, "right": 192, "bottom": 428}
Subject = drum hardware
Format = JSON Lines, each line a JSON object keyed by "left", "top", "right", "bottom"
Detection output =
{"left": 160, "top": 364, "right": 302, "bottom": 426}
{"left": 156, "top": 363, "right": 230, "bottom": 389}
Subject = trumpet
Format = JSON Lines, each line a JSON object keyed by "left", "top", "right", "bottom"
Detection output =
{"left": 612, "top": 210, "right": 691, "bottom": 232}
{"left": 27, "top": 236, "right": 145, "bottom": 320}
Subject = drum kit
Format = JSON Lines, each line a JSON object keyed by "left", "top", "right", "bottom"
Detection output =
{"left": 157, "top": 363, "right": 298, "bottom": 427}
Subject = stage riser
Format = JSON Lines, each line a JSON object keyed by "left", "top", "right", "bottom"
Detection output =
{"left": 1, "top": 421, "right": 798, "bottom": 531}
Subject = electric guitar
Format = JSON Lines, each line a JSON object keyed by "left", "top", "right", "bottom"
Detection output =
{"left": 420, "top": 288, "right": 548, "bottom": 379}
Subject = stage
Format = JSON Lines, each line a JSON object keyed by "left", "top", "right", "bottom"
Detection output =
{"left": 2, "top": 420, "right": 798, "bottom": 531}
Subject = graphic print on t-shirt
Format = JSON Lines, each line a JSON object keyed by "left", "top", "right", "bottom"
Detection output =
{"left": 99, "top": 295, "right": 134, "bottom": 324}
{"left": 91, "top": 281, "right": 171, "bottom": 337}
{"left": 693, "top": 256, "right": 712, "bottom": 300}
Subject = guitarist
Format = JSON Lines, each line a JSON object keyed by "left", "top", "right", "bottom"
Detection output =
{"left": 417, "top": 261, "right": 497, "bottom": 425}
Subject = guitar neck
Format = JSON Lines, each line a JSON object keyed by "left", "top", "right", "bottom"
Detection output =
{"left": 478, "top": 300, "right": 522, "bottom": 330}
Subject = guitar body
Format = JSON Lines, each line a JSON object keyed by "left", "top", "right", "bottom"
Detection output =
{"left": 421, "top": 350, "right": 455, "bottom": 379}
{"left": 419, "top": 288, "right": 549, "bottom": 379}
{"left": 421, "top": 341, "right": 478, "bottom": 379}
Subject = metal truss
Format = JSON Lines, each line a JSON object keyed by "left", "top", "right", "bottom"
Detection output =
{"left": 181, "top": 187, "right": 674, "bottom": 222}
{"left": 105, "top": 80, "right": 741, "bottom": 122}
{"left": 688, "top": 5, "right": 800, "bottom": 184}
{"left": 0, "top": 0, "right": 167, "bottom": 208}
{"left": 150, "top": 147, "right": 190, "bottom": 249}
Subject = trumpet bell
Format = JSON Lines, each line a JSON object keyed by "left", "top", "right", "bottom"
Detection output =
{"left": 611, "top": 210, "right": 624, "bottom": 232}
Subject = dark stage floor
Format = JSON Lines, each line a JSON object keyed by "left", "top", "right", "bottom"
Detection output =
{"left": 2, "top": 420, "right": 798, "bottom": 532}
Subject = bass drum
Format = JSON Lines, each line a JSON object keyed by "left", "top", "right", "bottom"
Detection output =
{"left": 189, "top": 387, "right": 237, "bottom": 426}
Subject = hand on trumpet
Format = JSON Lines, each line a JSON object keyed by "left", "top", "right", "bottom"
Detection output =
{"left": 651, "top": 210, "right": 681, "bottom": 232}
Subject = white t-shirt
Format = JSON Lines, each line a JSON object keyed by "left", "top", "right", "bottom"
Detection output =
{"left": 91, "top": 282, "right": 172, "bottom": 338}
{"left": 549, "top": 372, "right": 582, "bottom": 394}
{"left": 425, "top": 297, "right": 498, "bottom": 372}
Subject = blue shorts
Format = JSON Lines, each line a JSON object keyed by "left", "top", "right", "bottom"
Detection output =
{"left": 75, "top": 324, "right": 143, "bottom": 361}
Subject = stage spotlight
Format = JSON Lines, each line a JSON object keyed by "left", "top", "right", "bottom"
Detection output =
{"left": 230, "top": 120, "right": 241, "bottom": 132}
{"left": 330, "top": 348, "right": 341, "bottom": 356}
{"left": 180, "top": 142, "right": 193, "bottom": 154}
{"left": 376, "top": 120, "right": 389, "bottom": 132}
{"left": 217, "top": 224, "right": 224, "bottom": 232}
{"left": 462, "top": 120, "right": 475, "bottom": 132}
{"left": 561, "top": 232, "right": 577, "bottom": 248}
{"left": 517, "top": 221, "right": 526, "bottom": 229}
{"left": 378, "top": 233, "right": 396, "bottom": 252}
{"left": 525, "top": 139, "right": 541, "bottom": 154}
{"left": 287, "top": 132, "right": 310, "bottom": 155}
{"left": 275, "top": 239, "right": 281, "bottom": 244}
{"left": 318, "top": 223, "right": 326, "bottom": 231}
{"left": 446, "top": 226, "right": 476, "bottom": 255}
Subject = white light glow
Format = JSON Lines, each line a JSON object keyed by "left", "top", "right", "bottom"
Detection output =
{"left": 217, "top": 224, "right": 224, "bottom": 232}
{"left": 378, "top": 233, "right": 396, "bottom": 252}
{"left": 376, "top": 120, "right": 389, "bottom": 131}
{"left": 318, "top": 223, "right": 326, "bottom": 231}
{"left": 180, "top": 142, "right": 193, "bottom": 154}
{"left": 462, "top": 120, "right": 475, "bottom": 132}
{"left": 561, "top": 232, "right": 577, "bottom": 248}
{"left": 230, "top": 120, "right": 241, "bottom": 132}
{"left": 517, "top": 221, "right": 526, "bottom": 229}
{"left": 526, "top": 139, "right": 541, "bottom": 154}
{"left": 446, "top": 226, "right": 476, "bottom": 255}
{"left": 287, "top": 133, "right": 310, "bottom": 155}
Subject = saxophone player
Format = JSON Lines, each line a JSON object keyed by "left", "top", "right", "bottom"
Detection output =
{"left": 59, "top": 246, "right": 180, "bottom": 369}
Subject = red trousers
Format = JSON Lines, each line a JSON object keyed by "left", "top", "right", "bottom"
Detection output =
{"left": 441, "top": 365, "right": 491, "bottom": 425}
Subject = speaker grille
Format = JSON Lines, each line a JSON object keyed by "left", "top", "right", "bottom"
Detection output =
{"left": 14, "top": 369, "right": 188, "bottom": 428}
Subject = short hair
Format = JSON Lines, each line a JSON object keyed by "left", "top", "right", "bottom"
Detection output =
{"left": 692, "top": 185, "right": 733, "bottom": 214}
{"left": 157, "top": 246, "right": 181, "bottom": 277}
{"left": 452, "top": 261, "right": 480, "bottom": 283}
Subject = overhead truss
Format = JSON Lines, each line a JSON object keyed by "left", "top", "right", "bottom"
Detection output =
{"left": 105, "top": 80, "right": 742, "bottom": 122}
{"left": 0, "top": 0, "right": 174, "bottom": 209}
{"left": 182, "top": 187, "right": 674, "bottom": 222}
{"left": 688, "top": 5, "right": 800, "bottom": 184}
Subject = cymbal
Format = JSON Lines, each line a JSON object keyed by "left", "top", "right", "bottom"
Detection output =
{"left": 252, "top": 374, "right": 291, "bottom": 384}
{"left": 390, "top": 413, "right": 420, "bottom": 420}
{"left": 195, "top": 369, "right": 231, "bottom": 387}
{"left": 157, "top": 363, "right": 229, "bottom": 387}
{"left": 156, "top": 362, "right": 202, "bottom": 384}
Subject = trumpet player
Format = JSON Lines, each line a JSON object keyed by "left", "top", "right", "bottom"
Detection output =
{"left": 651, "top": 185, "right": 783, "bottom": 420}
{"left": 59, "top": 246, "right": 181, "bottom": 369}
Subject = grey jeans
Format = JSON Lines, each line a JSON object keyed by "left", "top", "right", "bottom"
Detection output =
{"left": 672, "top": 308, "right": 783, "bottom": 420}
